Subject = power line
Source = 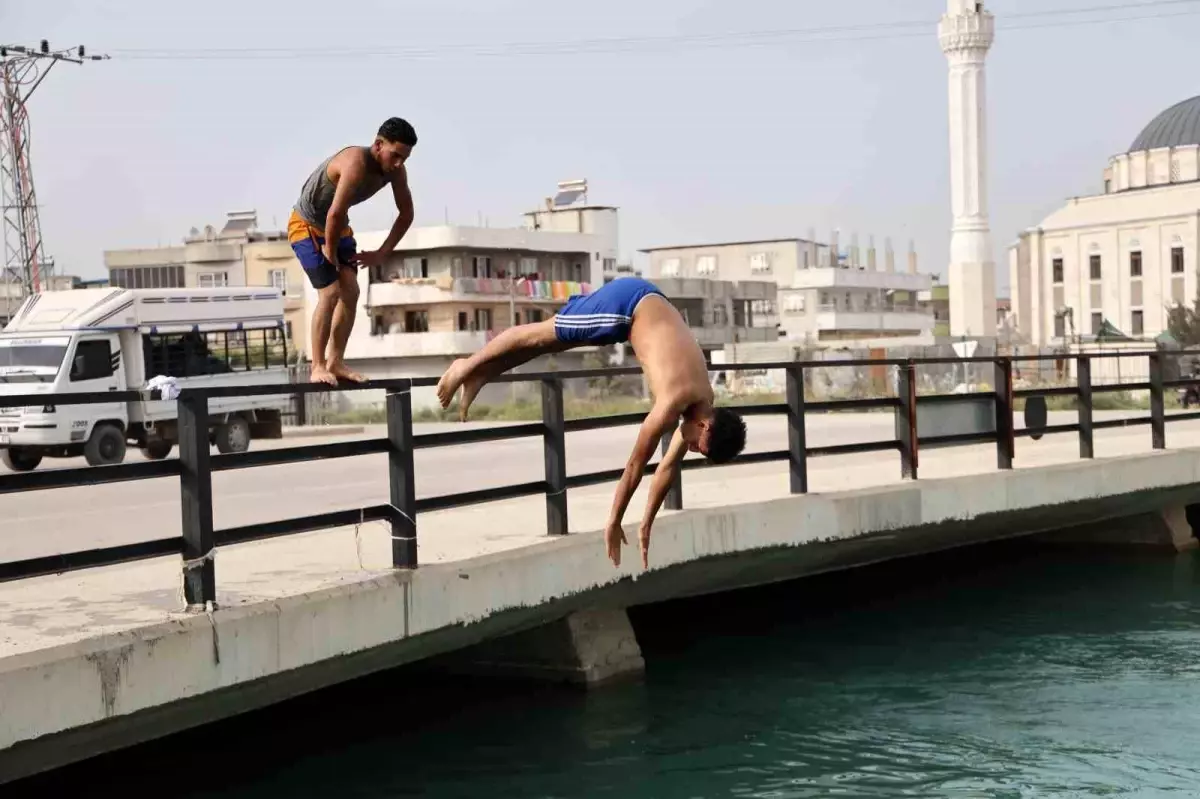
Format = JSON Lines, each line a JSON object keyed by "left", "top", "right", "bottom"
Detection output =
{"left": 101, "top": 0, "right": 1200, "bottom": 61}
{"left": 0, "top": 40, "right": 109, "bottom": 316}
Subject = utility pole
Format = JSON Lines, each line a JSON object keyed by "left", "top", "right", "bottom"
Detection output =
{"left": 0, "top": 40, "right": 109, "bottom": 321}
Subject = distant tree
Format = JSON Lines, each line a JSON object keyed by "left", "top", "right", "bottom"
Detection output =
{"left": 1166, "top": 296, "right": 1200, "bottom": 347}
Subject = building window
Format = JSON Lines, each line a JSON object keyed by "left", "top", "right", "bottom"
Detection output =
{"left": 750, "top": 253, "right": 771, "bottom": 273}
{"left": 472, "top": 257, "right": 491, "bottom": 278}
{"left": 1052, "top": 258, "right": 1064, "bottom": 284}
{"left": 1172, "top": 247, "right": 1185, "bottom": 274}
{"left": 527, "top": 309, "right": 544, "bottom": 323}
{"left": 602, "top": 258, "right": 616, "bottom": 273}
{"left": 457, "top": 311, "right": 468, "bottom": 331}
{"left": 661, "top": 258, "right": 680, "bottom": 277}
{"left": 474, "top": 308, "right": 492, "bottom": 332}
{"left": 1054, "top": 314, "right": 1066, "bottom": 339}
{"left": 268, "top": 269, "right": 287, "bottom": 294}
{"left": 1131, "top": 310, "right": 1144, "bottom": 335}
{"left": 1089, "top": 255, "right": 1102, "bottom": 281}
{"left": 1090, "top": 312, "right": 1102, "bottom": 334}
{"left": 404, "top": 310, "right": 429, "bottom": 333}
{"left": 696, "top": 255, "right": 717, "bottom": 276}
{"left": 198, "top": 272, "right": 228, "bottom": 288}
{"left": 1130, "top": 251, "right": 1142, "bottom": 278}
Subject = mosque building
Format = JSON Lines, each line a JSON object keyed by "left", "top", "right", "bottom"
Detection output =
{"left": 1009, "top": 95, "right": 1200, "bottom": 346}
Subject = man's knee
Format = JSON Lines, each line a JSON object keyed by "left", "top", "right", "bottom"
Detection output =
{"left": 336, "top": 269, "right": 360, "bottom": 303}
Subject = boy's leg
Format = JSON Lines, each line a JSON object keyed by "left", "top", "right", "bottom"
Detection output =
{"left": 290, "top": 217, "right": 343, "bottom": 386}
{"left": 437, "top": 318, "right": 565, "bottom": 418}
{"left": 326, "top": 268, "right": 366, "bottom": 383}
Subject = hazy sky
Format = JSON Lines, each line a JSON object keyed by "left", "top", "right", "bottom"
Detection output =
{"left": 7, "top": 0, "right": 1200, "bottom": 293}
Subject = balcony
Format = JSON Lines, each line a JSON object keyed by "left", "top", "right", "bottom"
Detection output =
{"left": 366, "top": 276, "right": 593, "bottom": 307}
{"left": 693, "top": 326, "right": 778, "bottom": 349}
{"left": 346, "top": 330, "right": 490, "bottom": 360}
{"left": 792, "top": 268, "right": 931, "bottom": 292}
{"left": 814, "top": 309, "right": 935, "bottom": 334}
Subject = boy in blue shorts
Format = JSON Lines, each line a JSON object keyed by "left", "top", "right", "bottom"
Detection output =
{"left": 436, "top": 277, "right": 746, "bottom": 570}
{"left": 288, "top": 118, "right": 417, "bottom": 385}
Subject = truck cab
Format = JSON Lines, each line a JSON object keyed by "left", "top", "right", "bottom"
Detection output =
{"left": 0, "top": 287, "right": 292, "bottom": 471}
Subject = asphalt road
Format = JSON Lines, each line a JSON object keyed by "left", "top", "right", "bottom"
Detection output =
{"left": 0, "top": 408, "right": 1185, "bottom": 564}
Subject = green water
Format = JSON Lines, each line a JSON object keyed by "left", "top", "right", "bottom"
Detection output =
{"left": 16, "top": 542, "right": 1200, "bottom": 798}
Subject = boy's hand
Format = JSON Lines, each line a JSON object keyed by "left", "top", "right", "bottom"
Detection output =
{"left": 357, "top": 250, "right": 387, "bottom": 268}
{"left": 605, "top": 520, "right": 627, "bottom": 567}
{"left": 638, "top": 524, "right": 652, "bottom": 570}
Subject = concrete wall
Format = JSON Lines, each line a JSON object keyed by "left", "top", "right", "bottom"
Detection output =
{"left": 646, "top": 241, "right": 806, "bottom": 285}
{"left": 4, "top": 448, "right": 1200, "bottom": 782}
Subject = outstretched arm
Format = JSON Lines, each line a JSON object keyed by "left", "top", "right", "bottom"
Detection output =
{"left": 604, "top": 403, "right": 677, "bottom": 567}
{"left": 636, "top": 425, "right": 688, "bottom": 568}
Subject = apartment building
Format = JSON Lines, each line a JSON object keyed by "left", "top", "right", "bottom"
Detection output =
{"left": 103, "top": 210, "right": 308, "bottom": 354}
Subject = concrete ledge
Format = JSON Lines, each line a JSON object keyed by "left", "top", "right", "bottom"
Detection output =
{"left": 281, "top": 425, "right": 365, "bottom": 438}
{"left": 4, "top": 448, "right": 1200, "bottom": 783}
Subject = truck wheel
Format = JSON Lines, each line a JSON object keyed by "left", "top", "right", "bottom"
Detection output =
{"left": 85, "top": 424, "right": 127, "bottom": 467}
{"left": 215, "top": 416, "right": 251, "bottom": 454}
{"left": 142, "top": 440, "right": 173, "bottom": 460}
{"left": 2, "top": 447, "right": 42, "bottom": 472}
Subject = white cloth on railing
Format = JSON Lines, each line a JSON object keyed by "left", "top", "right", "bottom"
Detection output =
{"left": 146, "top": 375, "right": 181, "bottom": 401}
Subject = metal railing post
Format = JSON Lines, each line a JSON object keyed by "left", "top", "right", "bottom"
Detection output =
{"left": 994, "top": 357, "right": 1014, "bottom": 470}
{"left": 386, "top": 383, "right": 417, "bottom": 569}
{"left": 541, "top": 378, "right": 568, "bottom": 536}
{"left": 896, "top": 362, "right": 918, "bottom": 480}
{"left": 178, "top": 390, "right": 216, "bottom": 609}
{"left": 1150, "top": 352, "right": 1166, "bottom": 450}
{"left": 1077, "top": 356, "right": 1094, "bottom": 459}
{"left": 785, "top": 365, "right": 808, "bottom": 494}
{"left": 660, "top": 420, "right": 683, "bottom": 511}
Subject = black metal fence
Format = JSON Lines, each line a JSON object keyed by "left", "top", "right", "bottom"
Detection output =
{"left": 3, "top": 350, "right": 1200, "bottom": 609}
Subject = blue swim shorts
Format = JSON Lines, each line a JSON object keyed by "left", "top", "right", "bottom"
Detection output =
{"left": 553, "top": 277, "right": 665, "bottom": 346}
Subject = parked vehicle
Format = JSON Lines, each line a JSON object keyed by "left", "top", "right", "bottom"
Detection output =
{"left": 0, "top": 286, "right": 291, "bottom": 471}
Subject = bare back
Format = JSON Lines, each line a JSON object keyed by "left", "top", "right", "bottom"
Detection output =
{"left": 629, "top": 294, "right": 713, "bottom": 417}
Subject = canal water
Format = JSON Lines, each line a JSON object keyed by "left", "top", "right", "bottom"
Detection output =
{"left": 14, "top": 540, "right": 1200, "bottom": 798}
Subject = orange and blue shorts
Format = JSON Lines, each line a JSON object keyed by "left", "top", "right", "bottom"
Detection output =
{"left": 287, "top": 209, "right": 357, "bottom": 290}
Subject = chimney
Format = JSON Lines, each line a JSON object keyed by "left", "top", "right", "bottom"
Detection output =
{"left": 807, "top": 227, "right": 818, "bottom": 269}
{"left": 908, "top": 240, "right": 918, "bottom": 275}
{"left": 885, "top": 237, "right": 896, "bottom": 272}
{"left": 850, "top": 232, "right": 860, "bottom": 268}
{"left": 867, "top": 235, "right": 877, "bottom": 271}
{"left": 830, "top": 229, "right": 840, "bottom": 267}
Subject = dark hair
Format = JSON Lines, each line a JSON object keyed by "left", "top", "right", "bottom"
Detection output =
{"left": 378, "top": 117, "right": 417, "bottom": 147}
{"left": 706, "top": 407, "right": 746, "bottom": 465}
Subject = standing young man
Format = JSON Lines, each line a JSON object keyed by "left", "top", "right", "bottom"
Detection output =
{"left": 288, "top": 117, "right": 417, "bottom": 385}
{"left": 435, "top": 277, "right": 747, "bottom": 569}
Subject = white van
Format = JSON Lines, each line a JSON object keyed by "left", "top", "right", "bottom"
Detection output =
{"left": 0, "top": 286, "right": 294, "bottom": 472}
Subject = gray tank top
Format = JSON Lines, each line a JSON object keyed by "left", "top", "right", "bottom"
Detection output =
{"left": 293, "top": 147, "right": 381, "bottom": 228}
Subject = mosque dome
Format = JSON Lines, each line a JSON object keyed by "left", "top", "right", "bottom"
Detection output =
{"left": 1129, "top": 95, "right": 1200, "bottom": 152}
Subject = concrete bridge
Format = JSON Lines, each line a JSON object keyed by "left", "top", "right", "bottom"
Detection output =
{"left": 3, "top": 353, "right": 1200, "bottom": 785}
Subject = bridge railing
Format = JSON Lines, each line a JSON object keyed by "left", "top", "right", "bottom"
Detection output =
{"left": 2, "top": 350, "right": 1200, "bottom": 608}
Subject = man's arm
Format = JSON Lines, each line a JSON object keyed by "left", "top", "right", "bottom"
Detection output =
{"left": 323, "top": 153, "right": 367, "bottom": 267}
{"left": 379, "top": 165, "right": 415, "bottom": 254}
{"left": 604, "top": 402, "right": 678, "bottom": 566}
{"left": 636, "top": 425, "right": 688, "bottom": 566}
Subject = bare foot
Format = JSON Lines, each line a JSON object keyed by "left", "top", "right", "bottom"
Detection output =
{"left": 458, "top": 374, "right": 486, "bottom": 422}
{"left": 436, "top": 358, "right": 470, "bottom": 408}
{"left": 328, "top": 361, "right": 367, "bottom": 383}
{"left": 310, "top": 364, "right": 338, "bottom": 386}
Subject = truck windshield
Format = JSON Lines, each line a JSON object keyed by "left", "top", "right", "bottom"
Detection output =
{"left": 0, "top": 337, "right": 69, "bottom": 383}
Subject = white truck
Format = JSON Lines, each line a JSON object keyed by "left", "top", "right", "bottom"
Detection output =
{"left": 0, "top": 286, "right": 294, "bottom": 472}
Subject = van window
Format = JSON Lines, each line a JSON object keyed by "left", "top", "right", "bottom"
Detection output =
{"left": 70, "top": 339, "right": 115, "bottom": 382}
{"left": 142, "top": 327, "right": 288, "bottom": 378}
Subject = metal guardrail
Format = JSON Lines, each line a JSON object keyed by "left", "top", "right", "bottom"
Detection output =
{"left": 2, "top": 350, "right": 1200, "bottom": 608}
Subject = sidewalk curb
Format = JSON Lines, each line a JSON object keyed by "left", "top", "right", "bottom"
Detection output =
{"left": 282, "top": 425, "right": 365, "bottom": 438}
